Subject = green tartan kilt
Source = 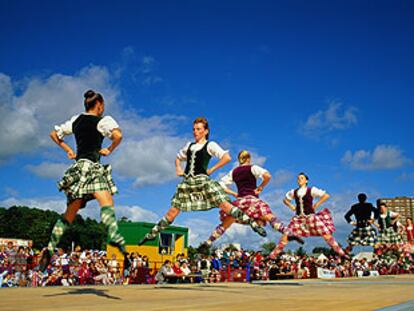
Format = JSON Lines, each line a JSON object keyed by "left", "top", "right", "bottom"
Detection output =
{"left": 171, "top": 175, "right": 231, "bottom": 212}
{"left": 58, "top": 159, "right": 118, "bottom": 205}
{"left": 378, "top": 227, "right": 403, "bottom": 245}
{"left": 347, "top": 226, "right": 378, "bottom": 247}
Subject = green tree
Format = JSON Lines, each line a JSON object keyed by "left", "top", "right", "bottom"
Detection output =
{"left": 295, "top": 246, "right": 306, "bottom": 256}
{"left": 312, "top": 246, "right": 336, "bottom": 257}
{"left": 261, "top": 242, "right": 276, "bottom": 255}
{"left": 0, "top": 206, "right": 106, "bottom": 251}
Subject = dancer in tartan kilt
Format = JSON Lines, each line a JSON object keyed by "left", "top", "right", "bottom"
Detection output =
{"left": 406, "top": 218, "right": 414, "bottom": 245}
{"left": 203, "top": 150, "right": 303, "bottom": 246}
{"left": 269, "top": 172, "right": 347, "bottom": 259}
{"left": 138, "top": 118, "right": 266, "bottom": 246}
{"left": 344, "top": 193, "right": 377, "bottom": 253}
{"left": 376, "top": 202, "right": 403, "bottom": 246}
{"left": 39, "top": 90, "right": 127, "bottom": 270}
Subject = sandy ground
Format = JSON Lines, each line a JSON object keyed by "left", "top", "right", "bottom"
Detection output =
{"left": 1, "top": 275, "right": 414, "bottom": 311}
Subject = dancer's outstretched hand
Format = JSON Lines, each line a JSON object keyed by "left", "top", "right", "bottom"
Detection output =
{"left": 176, "top": 167, "right": 184, "bottom": 176}
{"left": 67, "top": 150, "right": 76, "bottom": 160}
{"left": 99, "top": 148, "right": 111, "bottom": 156}
{"left": 254, "top": 186, "right": 263, "bottom": 196}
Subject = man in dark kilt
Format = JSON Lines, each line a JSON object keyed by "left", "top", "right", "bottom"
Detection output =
{"left": 344, "top": 193, "right": 377, "bottom": 253}
{"left": 138, "top": 118, "right": 267, "bottom": 246}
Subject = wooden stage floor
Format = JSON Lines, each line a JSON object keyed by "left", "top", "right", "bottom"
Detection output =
{"left": 1, "top": 275, "right": 414, "bottom": 311}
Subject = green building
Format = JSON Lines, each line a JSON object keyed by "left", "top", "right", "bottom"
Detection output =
{"left": 107, "top": 221, "right": 189, "bottom": 268}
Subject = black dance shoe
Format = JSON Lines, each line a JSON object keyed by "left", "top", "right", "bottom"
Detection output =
{"left": 251, "top": 223, "right": 267, "bottom": 237}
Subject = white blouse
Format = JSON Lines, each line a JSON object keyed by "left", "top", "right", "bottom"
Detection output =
{"left": 176, "top": 141, "right": 228, "bottom": 161}
{"left": 285, "top": 186, "right": 326, "bottom": 201}
{"left": 220, "top": 165, "right": 268, "bottom": 188}
{"left": 54, "top": 113, "right": 119, "bottom": 140}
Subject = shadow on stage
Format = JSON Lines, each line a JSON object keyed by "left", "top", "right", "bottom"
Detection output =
{"left": 44, "top": 288, "right": 121, "bottom": 300}
{"left": 154, "top": 284, "right": 241, "bottom": 294}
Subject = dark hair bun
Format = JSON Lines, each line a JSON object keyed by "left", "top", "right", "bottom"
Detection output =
{"left": 84, "top": 89, "right": 96, "bottom": 99}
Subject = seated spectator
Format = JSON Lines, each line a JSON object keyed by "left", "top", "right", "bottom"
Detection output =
{"left": 155, "top": 260, "right": 175, "bottom": 284}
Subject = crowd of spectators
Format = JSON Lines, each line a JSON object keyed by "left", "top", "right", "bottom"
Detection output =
{"left": 1, "top": 241, "right": 414, "bottom": 288}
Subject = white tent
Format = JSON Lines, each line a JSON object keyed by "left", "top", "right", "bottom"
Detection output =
{"left": 354, "top": 251, "right": 376, "bottom": 261}
{"left": 310, "top": 253, "right": 328, "bottom": 262}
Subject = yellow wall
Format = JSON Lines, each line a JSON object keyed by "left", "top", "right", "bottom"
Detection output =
{"left": 107, "top": 244, "right": 188, "bottom": 269}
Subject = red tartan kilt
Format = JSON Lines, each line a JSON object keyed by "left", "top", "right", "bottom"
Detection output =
{"left": 287, "top": 208, "right": 335, "bottom": 237}
{"left": 219, "top": 195, "right": 272, "bottom": 225}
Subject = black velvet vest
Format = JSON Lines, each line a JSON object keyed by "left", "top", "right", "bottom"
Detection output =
{"left": 184, "top": 142, "right": 212, "bottom": 176}
{"left": 72, "top": 114, "right": 104, "bottom": 163}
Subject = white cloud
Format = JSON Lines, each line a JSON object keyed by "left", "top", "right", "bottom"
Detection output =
{"left": 140, "top": 56, "right": 158, "bottom": 74}
{"left": 0, "top": 66, "right": 119, "bottom": 162}
{"left": 342, "top": 145, "right": 411, "bottom": 170}
{"left": 398, "top": 172, "right": 414, "bottom": 182}
{"left": 0, "top": 74, "right": 13, "bottom": 103}
{"left": 142, "top": 76, "right": 163, "bottom": 86}
{"left": 261, "top": 188, "right": 292, "bottom": 221}
{"left": 250, "top": 152, "right": 267, "bottom": 167}
{"left": 26, "top": 162, "right": 68, "bottom": 179}
{"left": 0, "top": 64, "right": 190, "bottom": 187}
{"left": 116, "top": 205, "right": 159, "bottom": 222}
{"left": 112, "top": 135, "right": 187, "bottom": 187}
{"left": 120, "top": 113, "right": 186, "bottom": 139}
{"left": 301, "top": 101, "right": 358, "bottom": 139}
{"left": 3, "top": 187, "right": 19, "bottom": 198}
{"left": 0, "top": 196, "right": 159, "bottom": 224}
{"left": 180, "top": 218, "right": 217, "bottom": 246}
{"left": 179, "top": 216, "right": 277, "bottom": 249}
{"left": 271, "top": 169, "right": 295, "bottom": 186}
{"left": 0, "top": 197, "right": 67, "bottom": 214}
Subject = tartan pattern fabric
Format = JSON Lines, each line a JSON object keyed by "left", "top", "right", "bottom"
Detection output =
{"left": 219, "top": 195, "right": 272, "bottom": 224}
{"left": 101, "top": 206, "right": 125, "bottom": 246}
{"left": 287, "top": 208, "right": 335, "bottom": 237}
{"left": 378, "top": 227, "right": 404, "bottom": 245}
{"left": 47, "top": 219, "right": 67, "bottom": 252}
{"left": 58, "top": 159, "right": 117, "bottom": 204}
{"left": 171, "top": 175, "right": 231, "bottom": 212}
{"left": 347, "top": 226, "right": 378, "bottom": 246}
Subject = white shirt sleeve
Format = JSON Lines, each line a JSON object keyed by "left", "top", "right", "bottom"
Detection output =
{"left": 389, "top": 211, "right": 399, "bottom": 218}
{"left": 310, "top": 186, "right": 326, "bottom": 198}
{"left": 219, "top": 170, "right": 234, "bottom": 188}
{"left": 251, "top": 165, "right": 268, "bottom": 180}
{"left": 54, "top": 115, "right": 79, "bottom": 140}
{"left": 177, "top": 142, "right": 191, "bottom": 161}
{"left": 207, "top": 141, "right": 229, "bottom": 159}
{"left": 285, "top": 189, "right": 295, "bottom": 201}
{"left": 97, "top": 116, "right": 119, "bottom": 138}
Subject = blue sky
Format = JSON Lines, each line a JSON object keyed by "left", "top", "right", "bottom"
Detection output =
{"left": 0, "top": 0, "right": 413, "bottom": 251}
